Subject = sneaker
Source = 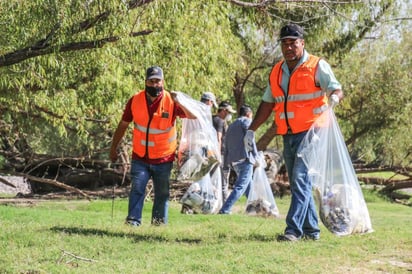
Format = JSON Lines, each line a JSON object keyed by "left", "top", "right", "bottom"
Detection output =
{"left": 277, "top": 233, "right": 299, "bottom": 242}
{"left": 303, "top": 234, "right": 320, "bottom": 241}
{"left": 125, "top": 219, "right": 140, "bottom": 227}
{"left": 151, "top": 218, "right": 166, "bottom": 226}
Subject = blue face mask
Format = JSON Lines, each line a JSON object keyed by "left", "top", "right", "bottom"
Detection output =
{"left": 145, "top": 85, "right": 163, "bottom": 97}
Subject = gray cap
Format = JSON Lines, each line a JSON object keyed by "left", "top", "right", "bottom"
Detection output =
{"left": 201, "top": 92, "right": 218, "bottom": 108}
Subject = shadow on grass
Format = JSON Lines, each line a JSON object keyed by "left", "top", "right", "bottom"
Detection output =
{"left": 49, "top": 226, "right": 277, "bottom": 244}
{"left": 50, "top": 226, "right": 203, "bottom": 244}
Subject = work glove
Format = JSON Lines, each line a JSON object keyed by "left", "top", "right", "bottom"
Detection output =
{"left": 244, "top": 130, "right": 255, "bottom": 154}
{"left": 329, "top": 94, "right": 339, "bottom": 108}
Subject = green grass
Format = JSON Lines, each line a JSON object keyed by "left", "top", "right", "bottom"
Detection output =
{"left": 357, "top": 171, "right": 409, "bottom": 180}
{"left": 0, "top": 189, "right": 411, "bottom": 274}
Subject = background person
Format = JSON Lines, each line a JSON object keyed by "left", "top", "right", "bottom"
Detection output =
{"left": 245, "top": 23, "right": 343, "bottom": 241}
{"left": 213, "top": 101, "right": 236, "bottom": 153}
{"left": 219, "top": 105, "right": 256, "bottom": 214}
{"left": 200, "top": 91, "right": 218, "bottom": 109}
{"left": 213, "top": 101, "right": 236, "bottom": 203}
{"left": 110, "top": 66, "right": 196, "bottom": 226}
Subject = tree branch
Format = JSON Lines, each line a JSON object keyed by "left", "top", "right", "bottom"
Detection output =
{"left": 0, "top": 177, "right": 16, "bottom": 188}
{"left": 12, "top": 171, "right": 91, "bottom": 200}
{"left": 0, "top": 0, "right": 156, "bottom": 67}
{"left": 226, "top": 0, "right": 358, "bottom": 8}
{"left": 58, "top": 249, "right": 98, "bottom": 263}
{"left": 0, "top": 30, "right": 152, "bottom": 67}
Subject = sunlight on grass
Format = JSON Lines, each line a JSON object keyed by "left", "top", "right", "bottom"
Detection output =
{"left": 0, "top": 190, "right": 411, "bottom": 274}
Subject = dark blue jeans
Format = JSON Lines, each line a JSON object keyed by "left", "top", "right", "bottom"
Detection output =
{"left": 283, "top": 131, "right": 320, "bottom": 239}
{"left": 127, "top": 159, "right": 173, "bottom": 225}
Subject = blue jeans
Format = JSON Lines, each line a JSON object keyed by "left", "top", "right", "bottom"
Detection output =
{"left": 283, "top": 131, "right": 320, "bottom": 239}
{"left": 219, "top": 160, "right": 252, "bottom": 214}
{"left": 127, "top": 159, "right": 173, "bottom": 225}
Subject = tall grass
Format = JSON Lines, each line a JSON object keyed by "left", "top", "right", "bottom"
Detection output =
{"left": 0, "top": 189, "right": 411, "bottom": 274}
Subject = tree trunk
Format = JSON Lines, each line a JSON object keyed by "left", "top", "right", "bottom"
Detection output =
{"left": 256, "top": 122, "right": 278, "bottom": 151}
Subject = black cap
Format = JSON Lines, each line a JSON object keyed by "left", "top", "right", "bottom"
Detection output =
{"left": 239, "top": 105, "right": 252, "bottom": 116}
{"left": 146, "top": 66, "right": 163, "bottom": 80}
{"left": 279, "top": 23, "right": 304, "bottom": 40}
{"left": 218, "top": 101, "right": 236, "bottom": 113}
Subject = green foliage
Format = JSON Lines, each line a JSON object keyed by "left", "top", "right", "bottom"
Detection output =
{"left": 0, "top": 0, "right": 409, "bottom": 167}
{"left": 122, "top": 1, "right": 244, "bottom": 101}
{"left": 336, "top": 26, "right": 412, "bottom": 166}
{"left": 0, "top": 0, "right": 246, "bottom": 158}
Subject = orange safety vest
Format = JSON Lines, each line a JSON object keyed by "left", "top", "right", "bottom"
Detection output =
{"left": 269, "top": 55, "right": 328, "bottom": 135}
{"left": 131, "top": 91, "right": 177, "bottom": 159}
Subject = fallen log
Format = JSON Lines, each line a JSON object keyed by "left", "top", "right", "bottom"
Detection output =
{"left": 379, "top": 180, "right": 412, "bottom": 194}
{"left": 359, "top": 177, "right": 389, "bottom": 185}
{"left": 14, "top": 172, "right": 91, "bottom": 200}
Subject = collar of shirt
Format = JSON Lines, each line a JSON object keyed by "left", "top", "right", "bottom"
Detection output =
{"left": 281, "top": 49, "right": 309, "bottom": 76}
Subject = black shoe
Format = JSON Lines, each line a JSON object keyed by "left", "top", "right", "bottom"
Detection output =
{"left": 277, "top": 234, "right": 299, "bottom": 242}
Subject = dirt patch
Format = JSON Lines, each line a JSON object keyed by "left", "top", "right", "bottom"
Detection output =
{"left": 370, "top": 259, "right": 412, "bottom": 271}
{"left": 0, "top": 175, "right": 32, "bottom": 195}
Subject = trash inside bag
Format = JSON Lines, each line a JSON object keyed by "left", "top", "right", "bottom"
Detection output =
{"left": 245, "top": 151, "right": 280, "bottom": 218}
{"left": 298, "top": 108, "right": 373, "bottom": 236}
{"left": 179, "top": 168, "right": 221, "bottom": 214}
{"left": 174, "top": 91, "right": 220, "bottom": 181}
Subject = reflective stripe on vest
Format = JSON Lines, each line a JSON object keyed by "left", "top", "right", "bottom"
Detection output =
{"left": 134, "top": 123, "right": 174, "bottom": 135}
{"left": 139, "top": 134, "right": 177, "bottom": 147}
{"left": 279, "top": 104, "right": 328, "bottom": 120}
{"left": 274, "top": 90, "right": 324, "bottom": 103}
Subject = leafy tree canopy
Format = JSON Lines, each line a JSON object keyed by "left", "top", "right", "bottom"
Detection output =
{"left": 0, "top": 0, "right": 410, "bottom": 171}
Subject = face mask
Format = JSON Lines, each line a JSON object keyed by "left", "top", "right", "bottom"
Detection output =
{"left": 145, "top": 85, "right": 163, "bottom": 97}
{"left": 225, "top": 114, "right": 232, "bottom": 122}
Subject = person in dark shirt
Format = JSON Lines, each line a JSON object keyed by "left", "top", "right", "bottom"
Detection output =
{"left": 219, "top": 105, "right": 256, "bottom": 214}
{"left": 213, "top": 101, "right": 236, "bottom": 203}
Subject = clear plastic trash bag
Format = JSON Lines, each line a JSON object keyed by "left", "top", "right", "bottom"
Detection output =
{"left": 298, "top": 108, "right": 373, "bottom": 236}
{"left": 245, "top": 151, "right": 280, "bottom": 218}
{"left": 174, "top": 91, "right": 220, "bottom": 181}
{"left": 179, "top": 165, "right": 222, "bottom": 214}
